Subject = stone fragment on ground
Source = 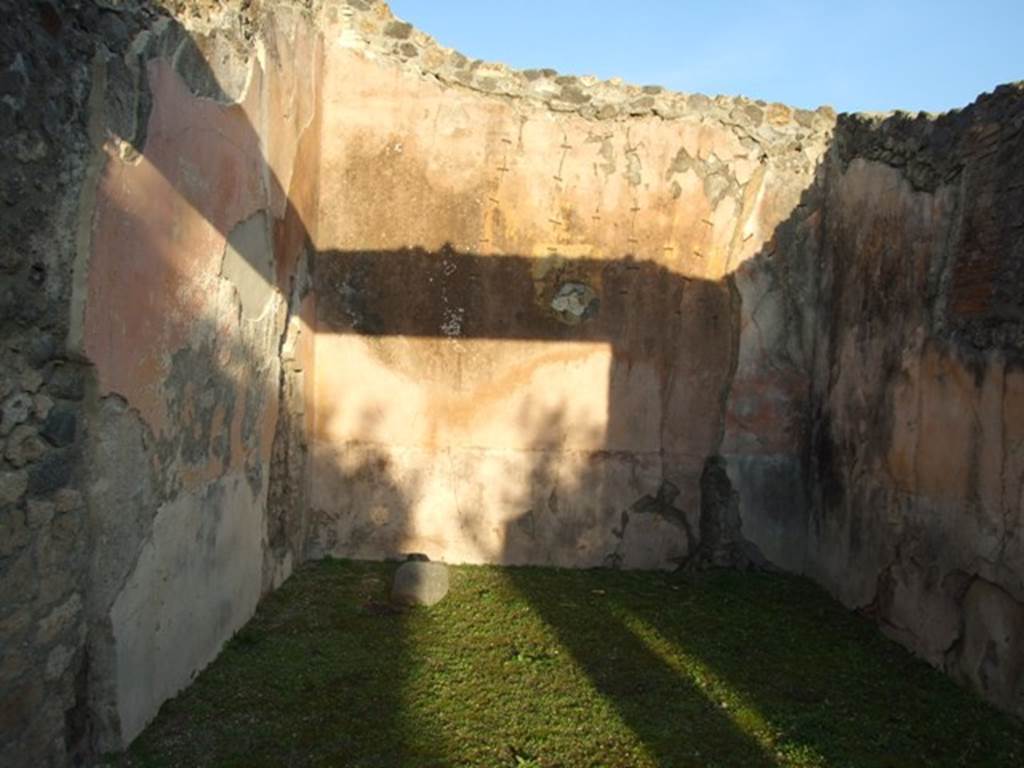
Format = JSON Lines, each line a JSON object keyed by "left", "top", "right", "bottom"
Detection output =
{"left": 391, "top": 560, "right": 450, "bottom": 607}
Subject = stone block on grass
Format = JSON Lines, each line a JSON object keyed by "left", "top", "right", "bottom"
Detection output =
{"left": 391, "top": 561, "right": 449, "bottom": 607}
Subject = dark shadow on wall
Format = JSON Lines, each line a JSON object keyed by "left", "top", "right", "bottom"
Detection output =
{"left": 313, "top": 245, "right": 740, "bottom": 538}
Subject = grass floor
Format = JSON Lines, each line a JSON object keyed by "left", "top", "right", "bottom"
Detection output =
{"left": 119, "top": 560, "right": 1024, "bottom": 768}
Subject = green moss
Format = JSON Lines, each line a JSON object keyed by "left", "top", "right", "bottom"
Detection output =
{"left": 119, "top": 560, "right": 1024, "bottom": 767}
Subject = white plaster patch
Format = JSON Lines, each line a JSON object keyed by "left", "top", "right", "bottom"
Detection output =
{"left": 109, "top": 472, "right": 264, "bottom": 744}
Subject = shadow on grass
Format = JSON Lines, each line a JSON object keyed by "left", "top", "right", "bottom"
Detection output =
{"left": 504, "top": 565, "right": 1024, "bottom": 768}
{"left": 120, "top": 561, "right": 1024, "bottom": 768}
{"left": 501, "top": 566, "right": 780, "bottom": 768}
{"left": 614, "top": 569, "right": 1024, "bottom": 768}
{"left": 121, "top": 560, "right": 449, "bottom": 768}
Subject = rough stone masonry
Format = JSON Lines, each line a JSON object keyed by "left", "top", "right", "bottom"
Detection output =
{"left": 0, "top": 0, "right": 1021, "bottom": 764}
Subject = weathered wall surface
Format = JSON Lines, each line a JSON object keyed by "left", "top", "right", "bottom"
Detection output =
{"left": 308, "top": 1, "right": 834, "bottom": 570}
{"left": 2, "top": 1, "right": 321, "bottom": 763}
{"left": 77, "top": 6, "right": 322, "bottom": 751}
{"left": 809, "top": 90, "right": 1024, "bottom": 718}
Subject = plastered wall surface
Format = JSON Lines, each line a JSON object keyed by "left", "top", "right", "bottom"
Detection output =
{"left": 78, "top": 8, "right": 322, "bottom": 750}
{"left": 310, "top": 7, "right": 832, "bottom": 570}
{"left": 2, "top": 1, "right": 322, "bottom": 761}
{"left": 809, "top": 100, "right": 1024, "bottom": 717}
{"left": 0, "top": 1, "right": 1022, "bottom": 764}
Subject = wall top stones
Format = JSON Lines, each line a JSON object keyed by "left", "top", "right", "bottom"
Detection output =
{"left": 152, "top": 0, "right": 1023, "bottom": 188}
{"left": 319, "top": 0, "right": 1024, "bottom": 184}
{"left": 321, "top": 0, "right": 837, "bottom": 158}
{"left": 834, "top": 82, "right": 1024, "bottom": 192}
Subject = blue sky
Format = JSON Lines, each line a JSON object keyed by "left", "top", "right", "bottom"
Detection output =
{"left": 388, "top": 1, "right": 1023, "bottom": 114}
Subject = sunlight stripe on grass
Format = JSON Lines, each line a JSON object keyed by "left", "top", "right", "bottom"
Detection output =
{"left": 617, "top": 609, "right": 829, "bottom": 768}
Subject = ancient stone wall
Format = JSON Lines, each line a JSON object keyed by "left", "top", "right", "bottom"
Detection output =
{"left": 78, "top": 5, "right": 322, "bottom": 749}
{"left": 0, "top": 0, "right": 1022, "bottom": 764}
{"left": 1, "top": 1, "right": 108, "bottom": 761}
{"left": 1, "top": 1, "right": 321, "bottom": 763}
{"left": 808, "top": 90, "right": 1024, "bottom": 718}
